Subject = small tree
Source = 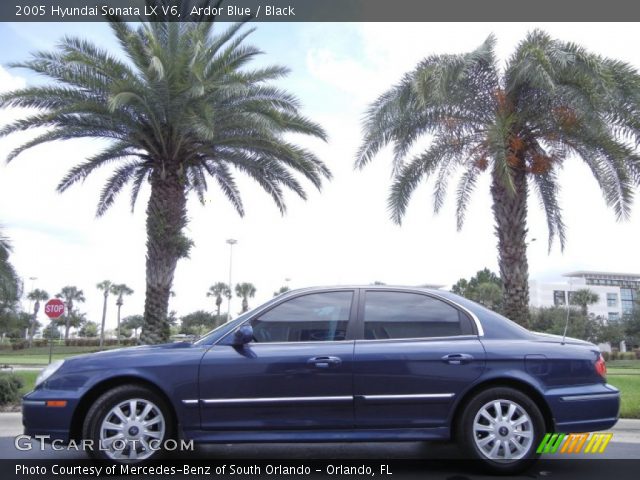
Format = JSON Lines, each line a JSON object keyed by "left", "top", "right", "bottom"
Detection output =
{"left": 55, "top": 286, "right": 85, "bottom": 341}
{"left": 96, "top": 280, "right": 113, "bottom": 347}
{"left": 206, "top": 282, "right": 231, "bottom": 317}
{"left": 570, "top": 289, "right": 600, "bottom": 316}
{"left": 179, "top": 310, "right": 218, "bottom": 337}
{"left": 26, "top": 289, "right": 49, "bottom": 347}
{"left": 122, "top": 315, "right": 144, "bottom": 339}
{"left": 79, "top": 320, "right": 98, "bottom": 338}
{"left": 273, "top": 286, "right": 290, "bottom": 297}
{"left": 235, "top": 283, "right": 257, "bottom": 314}
{"left": 111, "top": 284, "right": 133, "bottom": 344}
{"left": 452, "top": 269, "right": 503, "bottom": 312}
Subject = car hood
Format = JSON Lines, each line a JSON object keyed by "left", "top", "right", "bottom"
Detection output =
{"left": 62, "top": 342, "right": 197, "bottom": 366}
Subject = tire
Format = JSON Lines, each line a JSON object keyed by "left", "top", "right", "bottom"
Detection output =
{"left": 82, "top": 384, "right": 174, "bottom": 462}
{"left": 456, "top": 387, "right": 545, "bottom": 475}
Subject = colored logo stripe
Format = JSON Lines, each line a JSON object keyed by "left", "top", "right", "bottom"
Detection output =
{"left": 537, "top": 433, "right": 613, "bottom": 454}
{"left": 537, "top": 433, "right": 566, "bottom": 454}
{"left": 584, "top": 433, "right": 613, "bottom": 453}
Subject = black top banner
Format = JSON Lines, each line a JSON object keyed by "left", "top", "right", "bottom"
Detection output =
{"left": 3, "top": 0, "right": 640, "bottom": 22}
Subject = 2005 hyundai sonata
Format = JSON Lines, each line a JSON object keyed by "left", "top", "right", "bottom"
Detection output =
{"left": 23, "top": 286, "right": 619, "bottom": 473}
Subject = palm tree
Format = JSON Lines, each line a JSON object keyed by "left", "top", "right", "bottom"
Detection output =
{"left": 206, "top": 282, "right": 231, "bottom": 318}
{"left": 26, "top": 289, "right": 49, "bottom": 347}
{"left": 0, "top": 228, "right": 21, "bottom": 316}
{"left": 0, "top": 10, "right": 330, "bottom": 345}
{"left": 356, "top": 31, "right": 640, "bottom": 327}
{"left": 96, "top": 280, "right": 113, "bottom": 347}
{"left": 570, "top": 288, "right": 600, "bottom": 316}
{"left": 55, "top": 286, "right": 85, "bottom": 341}
{"left": 235, "top": 282, "right": 256, "bottom": 313}
{"left": 111, "top": 283, "right": 134, "bottom": 344}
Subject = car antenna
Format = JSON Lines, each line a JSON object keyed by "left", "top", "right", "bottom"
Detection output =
{"left": 561, "top": 278, "right": 572, "bottom": 345}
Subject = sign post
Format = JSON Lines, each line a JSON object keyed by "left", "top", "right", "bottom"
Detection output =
{"left": 44, "top": 299, "right": 65, "bottom": 364}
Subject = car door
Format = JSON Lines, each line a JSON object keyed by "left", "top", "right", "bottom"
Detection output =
{"left": 354, "top": 289, "right": 486, "bottom": 428}
{"left": 198, "top": 290, "right": 357, "bottom": 430}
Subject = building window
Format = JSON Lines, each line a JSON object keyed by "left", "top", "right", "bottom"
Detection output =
{"left": 621, "top": 288, "right": 637, "bottom": 315}
{"left": 608, "top": 312, "right": 620, "bottom": 323}
{"left": 553, "top": 290, "right": 566, "bottom": 306}
{"left": 607, "top": 293, "right": 618, "bottom": 308}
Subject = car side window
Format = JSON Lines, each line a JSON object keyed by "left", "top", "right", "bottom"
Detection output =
{"left": 363, "top": 291, "right": 473, "bottom": 340}
{"left": 250, "top": 291, "right": 353, "bottom": 343}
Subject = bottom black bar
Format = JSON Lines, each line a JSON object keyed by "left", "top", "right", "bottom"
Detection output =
{"left": 1, "top": 459, "right": 640, "bottom": 480}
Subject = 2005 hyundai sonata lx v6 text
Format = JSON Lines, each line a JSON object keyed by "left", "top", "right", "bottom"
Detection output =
{"left": 22, "top": 286, "right": 620, "bottom": 473}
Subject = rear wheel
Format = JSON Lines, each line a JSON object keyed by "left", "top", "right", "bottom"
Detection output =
{"left": 82, "top": 385, "right": 174, "bottom": 462}
{"left": 457, "top": 387, "right": 545, "bottom": 474}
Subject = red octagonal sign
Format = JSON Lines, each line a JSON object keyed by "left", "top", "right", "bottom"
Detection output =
{"left": 44, "top": 298, "right": 65, "bottom": 319}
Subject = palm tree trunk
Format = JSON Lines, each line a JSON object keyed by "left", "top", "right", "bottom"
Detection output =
{"left": 64, "top": 319, "right": 70, "bottom": 342}
{"left": 99, "top": 293, "right": 108, "bottom": 347}
{"left": 491, "top": 165, "right": 530, "bottom": 327}
{"left": 64, "top": 300, "right": 73, "bottom": 342}
{"left": 140, "top": 169, "right": 188, "bottom": 345}
{"left": 28, "top": 312, "right": 36, "bottom": 348}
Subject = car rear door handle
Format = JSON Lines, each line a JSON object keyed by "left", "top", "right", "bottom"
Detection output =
{"left": 307, "top": 356, "right": 342, "bottom": 368}
{"left": 441, "top": 353, "right": 474, "bottom": 365}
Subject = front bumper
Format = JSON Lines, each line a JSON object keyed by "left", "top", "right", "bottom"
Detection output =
{"left": 546, "top": 383, "right": 620, "bottom": 432}
{"left": 22, "top": 389, "right": 81, "bottom": 443}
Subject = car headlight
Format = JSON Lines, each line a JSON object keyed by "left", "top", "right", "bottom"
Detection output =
{"left": 35, "top": 360, "right": 64, "bottom": 388}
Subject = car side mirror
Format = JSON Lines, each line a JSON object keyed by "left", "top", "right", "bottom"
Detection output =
{"left": 233, "top": 325, "right": 254, "bottom": 346}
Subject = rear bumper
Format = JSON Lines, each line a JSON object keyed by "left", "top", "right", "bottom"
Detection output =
{"left": 546, "top": 383, "right": 620, "bottom": 433}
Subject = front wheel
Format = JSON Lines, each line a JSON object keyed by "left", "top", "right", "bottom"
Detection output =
{"left": 456, "top": 387, "right": 545, "bottom": 474}
{"left": 82, "top": 384, "right": 174, "bottom": 462}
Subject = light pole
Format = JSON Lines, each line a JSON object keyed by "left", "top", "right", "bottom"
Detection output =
{"left": 226, "top": 239, "right": 237, "bottom": 321}
{"left": 26, "top": 277, "right": 37, "bottom": 339}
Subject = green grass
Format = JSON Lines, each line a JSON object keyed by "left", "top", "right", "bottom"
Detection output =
{"left": 0, "top": 345, "right": 121, "bottom": 365}
{"left": 608, "top": 374, "right": 640, "bottom": 418}
{"left": 13, "top": 370, "right": 38, "bottom": 396}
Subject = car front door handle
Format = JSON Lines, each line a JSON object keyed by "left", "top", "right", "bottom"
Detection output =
{"left": 441, "top": 353, "right": 474, "bottom": 365}
{"left": 307, "top": 356, "right": 342, "bottom": 368}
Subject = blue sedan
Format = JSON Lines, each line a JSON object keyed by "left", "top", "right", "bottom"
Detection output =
{"left": 23, "top": 286, "right": 619, "bottom": 473}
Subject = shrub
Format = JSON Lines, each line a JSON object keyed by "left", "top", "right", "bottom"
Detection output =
{"left": 0, "top": 373, "right": 24, "bottom": 405}
{"left": 621, "top": 352, "right": 636, "bottom": 360}
{"left": 602, "top": 351, "right": 610, "bottom": 362}
{"left": 64, "top": 338, "right": 137, "bottom": 347}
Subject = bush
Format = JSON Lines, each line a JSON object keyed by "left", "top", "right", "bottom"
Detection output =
{"left": 0, "top": 373, "right": 24, "bottom": 405}
{"left": 64, "top": 338, "right": 137, "bottom": 347}
{"left": 621, "top": 352, "right": 636, "bottom": 360}
{"left": 602, "top": 351, "right": 610, "bottom": 362}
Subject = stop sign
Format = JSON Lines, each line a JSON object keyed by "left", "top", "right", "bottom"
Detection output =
{"left": 44, "top": 299, "right": 65, "bottom": 319}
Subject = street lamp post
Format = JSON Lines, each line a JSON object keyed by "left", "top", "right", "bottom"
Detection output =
{"left": 26, "top": 276, "right": 37, "bottom": 339}
{"left": 226, "top": 239, "right": 237, "bottom": 321}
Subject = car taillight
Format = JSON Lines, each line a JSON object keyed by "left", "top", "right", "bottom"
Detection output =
{"left": 595, "top": 353, "right": 607, "bottom": 378}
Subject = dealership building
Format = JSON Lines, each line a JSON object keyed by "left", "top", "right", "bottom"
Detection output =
{"left": 529, "top": 271, "right": 640, "bottom": 323}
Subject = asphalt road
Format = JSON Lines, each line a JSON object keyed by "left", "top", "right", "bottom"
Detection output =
{"left": 1, "top": 413, "right": 639, "bottom": 479}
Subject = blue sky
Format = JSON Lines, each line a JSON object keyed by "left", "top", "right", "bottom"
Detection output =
{"left": 1, "top": 22, "right": 640, "bottom": 333}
